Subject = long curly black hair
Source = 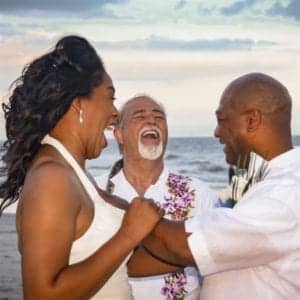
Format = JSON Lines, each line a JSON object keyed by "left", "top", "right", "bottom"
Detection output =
{"left": 0, "top": 35, "right": 106, "bottom": 215}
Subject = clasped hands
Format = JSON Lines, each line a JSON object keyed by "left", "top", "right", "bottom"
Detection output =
{"left": 97, "top": 187, "right": 165, "bottom": 246}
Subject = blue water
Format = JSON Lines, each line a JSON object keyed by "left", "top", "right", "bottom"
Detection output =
{"left": 87, "top": 136, "right": 300, "bottom": 191}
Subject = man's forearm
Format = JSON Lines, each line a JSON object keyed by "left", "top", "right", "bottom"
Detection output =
{"left": 142, "top": 218, "right": 196, "bottom": 267}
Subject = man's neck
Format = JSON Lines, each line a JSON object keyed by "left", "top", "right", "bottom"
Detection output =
{"left": 122, "top": 158, "right": 164, "bottom": 196}
{"left": 257, "top": 137, "right": 293, "bottom": 161}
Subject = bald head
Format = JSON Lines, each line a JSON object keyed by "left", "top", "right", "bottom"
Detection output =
{"left": 215, "top": 73, "right": 293, "bottom": 163}
{"left": 222, "top": 72, "right": 292, "bottom": 127}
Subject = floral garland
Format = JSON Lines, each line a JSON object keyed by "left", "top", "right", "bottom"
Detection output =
{"left": 161, "top": 271, "right": 188, "bottom": 300}
{"left": 161, "top": 173, "right": 196, "bottom": 299}
{"left": 162, "top": 173, "right": 195, "bottom": 221}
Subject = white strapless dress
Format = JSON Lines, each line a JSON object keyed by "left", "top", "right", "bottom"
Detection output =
{"left": 42, "top": 135, "right": 133, "bottom": 299}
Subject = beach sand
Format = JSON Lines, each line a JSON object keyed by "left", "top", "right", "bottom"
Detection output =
{"left": 0, "top": 214, "right": 22, "bottom": 300}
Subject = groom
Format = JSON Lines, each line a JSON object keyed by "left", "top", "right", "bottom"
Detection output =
{"left": 142, "top": 72, "right": 300, "bottom": 299}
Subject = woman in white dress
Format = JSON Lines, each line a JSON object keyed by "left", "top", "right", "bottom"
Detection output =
{"left": 0, "top": 35, "right": 163, "bottom": 299}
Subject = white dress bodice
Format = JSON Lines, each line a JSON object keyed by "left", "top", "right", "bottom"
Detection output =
{"left": 41, "top": 135, "right": 132, "bottom": 299}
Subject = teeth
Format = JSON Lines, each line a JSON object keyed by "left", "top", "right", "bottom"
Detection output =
{"left": 142, "top": 130, "right": 158, "bottom": 138}
{"left": 106, "top": 125, "right": 114, "bottom": 131}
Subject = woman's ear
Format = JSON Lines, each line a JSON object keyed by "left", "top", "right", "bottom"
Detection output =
{"left": 70, "top": 97, "right": 82, "bottom": 114}
{"left": 70, "top": 98, "right": 86, "bottom": 124}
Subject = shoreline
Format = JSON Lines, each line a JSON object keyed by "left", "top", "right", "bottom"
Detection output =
{"left": 0, "top": 213, "right": 22, "bottom": 300}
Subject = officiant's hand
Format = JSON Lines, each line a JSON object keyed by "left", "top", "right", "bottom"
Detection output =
{"left": 119, "top": 197, "right": 165, "bottom": 246}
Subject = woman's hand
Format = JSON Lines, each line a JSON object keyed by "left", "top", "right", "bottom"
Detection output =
{"left": 119, "top": 197, "right": 165, "bottom": 246}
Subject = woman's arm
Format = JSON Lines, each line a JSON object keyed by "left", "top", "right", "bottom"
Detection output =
{"left": 19, "top": 162, "right": 162, "bottom": 300}
{"left": 98, "top": 190, "right": 195, "bottom": 270}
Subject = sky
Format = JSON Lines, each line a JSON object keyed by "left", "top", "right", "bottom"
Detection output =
{"left": 0, "top": 0, "right": 299, "bottom": 137}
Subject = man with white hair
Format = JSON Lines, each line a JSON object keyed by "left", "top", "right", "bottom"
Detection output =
{"left": 98, "top": 95, "right": 217, "bottom": 300}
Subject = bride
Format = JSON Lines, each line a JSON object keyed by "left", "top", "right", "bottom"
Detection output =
{"left": 0, "top": 35, "right": 163, "bottom": 299}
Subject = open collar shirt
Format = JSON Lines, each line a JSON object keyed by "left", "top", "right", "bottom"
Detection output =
{"left": 98, "top": 167, "right": 217, "bottom": 300}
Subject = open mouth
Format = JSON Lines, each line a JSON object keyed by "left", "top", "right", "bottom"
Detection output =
{"left": 139, "top": 128, "right": 162, "bottom": 145}
{"left": 105, "top": 119, "right": 117, "bottom": 131}
{"left": 140, "top": 128, "right": 161, "bottom": 142}
{"left": 142, "top": 130, "right": 159, "bottom": 139}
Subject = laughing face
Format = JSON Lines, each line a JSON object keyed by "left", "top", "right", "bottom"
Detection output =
{"left": 115, "top": 97, "right": 168, "bottom": 161}
{"left": 214, "top": 87, "right": 250, "bottom": 167}
{"left": 82, "top": 73, "right": 118, "bottom": 159}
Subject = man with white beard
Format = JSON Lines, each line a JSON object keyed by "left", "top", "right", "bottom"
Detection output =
{"left": 97, "top": 95, "right": 217, "bottom": 300}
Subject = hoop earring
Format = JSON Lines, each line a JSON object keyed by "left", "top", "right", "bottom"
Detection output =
{"left": 79, "top": 109, "right": 84, "bottom": 124}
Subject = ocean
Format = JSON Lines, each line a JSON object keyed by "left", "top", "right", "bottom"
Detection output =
{"left": 87, "top": 136, "right": 300, "bottom": 191}
{"left": 1, "top": 136, "right": 300, "bottom": 299}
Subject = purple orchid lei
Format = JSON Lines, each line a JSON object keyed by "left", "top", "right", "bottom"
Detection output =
{"left": 161, "top": 173, "right": 196, "bottom": 299}
{"left": 161, "top": 271, "right": 188, "bottom": 300}
{"left": 162, "top": 173, "right": 195, "bottom": 221}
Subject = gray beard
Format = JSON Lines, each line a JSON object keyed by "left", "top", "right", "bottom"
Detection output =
{"left": 138, "top": 140, "right": 163, "bottom": 160}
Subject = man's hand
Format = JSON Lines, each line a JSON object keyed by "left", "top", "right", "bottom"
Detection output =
{"left": 142, "top": 219, "right": 196, "bottom": 267}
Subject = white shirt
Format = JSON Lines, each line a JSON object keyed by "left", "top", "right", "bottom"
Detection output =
{"left": 98, "top": 167, "right": 217, "bottom": 300}
{"left": 186, "top": 148, "right": 300, "bottom": 300}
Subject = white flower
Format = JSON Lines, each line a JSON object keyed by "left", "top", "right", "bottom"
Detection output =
{"left": 217, "top": 185, "right": 233, "bottom": 202}
{"left": 231, "top": 175, "right": 249, "bottom": 202}
{"left": 217, "top": 174, "right": 248, "bottom": 203}
{"left": 218, "top": 152, "right": 269, "bottom": 205}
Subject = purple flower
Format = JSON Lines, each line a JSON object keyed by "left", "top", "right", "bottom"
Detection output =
{"left": 161, "top": 271, "right": 188, "bottom": 300}
{"left": 164, "top": 173, "right": 195, "bottom": 221}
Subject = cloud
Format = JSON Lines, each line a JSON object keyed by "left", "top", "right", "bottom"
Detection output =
{"left": 95, "top": 36, "right": 277, "bottom": 51}
{"left": 221, "top": 0, "right": 260, "bottom": 16}
{"left": 0, "top": 0, "right": 127, "bottom": 12}
{"left": 268, "top": 0, "right": 300, "bottom": 21}
{"left": 0, "top": 23, "right": 19, "bottom": 37}
{"left": 175, "top": 0, "right": 187, "bottom": 10}
{"left": 0, "top": 22, "right": 46, "bottom": 37}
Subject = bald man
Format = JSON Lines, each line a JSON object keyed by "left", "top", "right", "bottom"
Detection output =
{"left": 142, "top": 73, "right": 300, "bottom": 299}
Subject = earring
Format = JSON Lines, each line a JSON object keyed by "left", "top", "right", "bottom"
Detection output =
{"left": 79, "top": 109, "right": 84, "bottom": 124}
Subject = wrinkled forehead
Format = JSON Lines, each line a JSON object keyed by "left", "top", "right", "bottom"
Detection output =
{"left": 123, "top": 98, "right": 165, "bottom": 118}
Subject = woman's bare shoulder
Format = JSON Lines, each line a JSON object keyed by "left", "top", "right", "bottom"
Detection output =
{"left": 19, "top": 156, "right": 81, "bottom": 220}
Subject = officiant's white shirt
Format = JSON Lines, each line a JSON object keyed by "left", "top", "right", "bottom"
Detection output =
{"left": 98, "top": 167, "right": 217, "bottom": 300}
{"left": 186, "top": 147, "right": 300, "bottom": 300}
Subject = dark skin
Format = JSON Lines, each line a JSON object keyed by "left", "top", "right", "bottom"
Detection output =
{"left": 98, "top": 188, "right": 193, "bottom": 269}
{"left": 102, "top": 73, "right": 294, "bottom": 269}
{"left": 16, "top": 77, "right": 164, "bottom": 300}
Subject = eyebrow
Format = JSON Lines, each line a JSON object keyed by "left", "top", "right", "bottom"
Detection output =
{"left": 132, "top": 108, "right": 165, "bottom": 116}
{"left": 132, "top": 109, "right": 145, "bottom": 116}
{"left": 153, "top": 108, "right": 165, "bottom": 115}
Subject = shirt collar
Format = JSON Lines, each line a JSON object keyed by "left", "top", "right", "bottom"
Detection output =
{"left": 110, "top": 165, "right": 169, "bottom": 190}
{"left": 266, "top": 147, "right": 300, "bottom": 172}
